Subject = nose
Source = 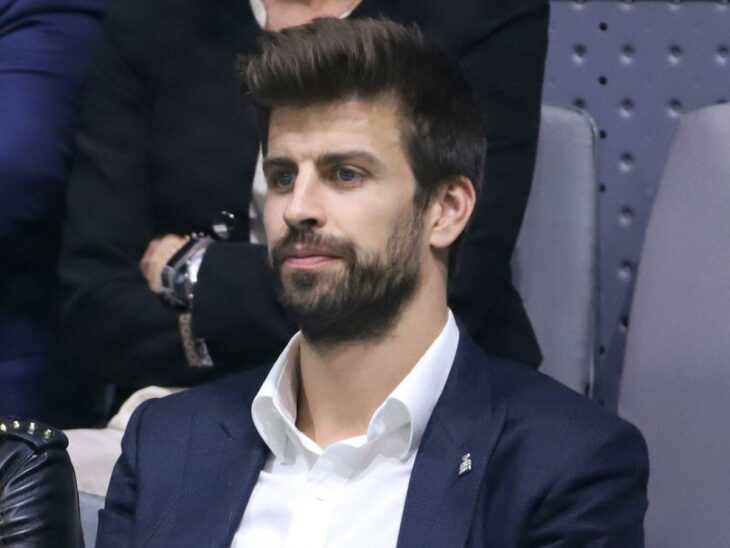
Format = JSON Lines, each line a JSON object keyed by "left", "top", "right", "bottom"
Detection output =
{"left": 282, "top": 167, "right": 326, "bottom": 230}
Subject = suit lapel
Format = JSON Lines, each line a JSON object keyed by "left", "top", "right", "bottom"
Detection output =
{"left": 159, "top": 376, "right": 269, "bottom": 548}
{"left": 397, "top": 332, "right": 506, "bottom": 548}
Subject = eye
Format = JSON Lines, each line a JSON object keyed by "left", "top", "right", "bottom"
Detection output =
{"left": 268, "top": 169, "right": 296, "bottom": 189}
{"left": 335, "top": 167, "right": 363, "bottom": 184}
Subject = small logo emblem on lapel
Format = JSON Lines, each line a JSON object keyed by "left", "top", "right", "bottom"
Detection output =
{"left": 458, "top": 453, "right": 472, "bottom": 476}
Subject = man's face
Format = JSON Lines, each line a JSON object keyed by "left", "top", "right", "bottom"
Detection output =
{"left": 263, "top": 97, "right": 428, "bottom": 343}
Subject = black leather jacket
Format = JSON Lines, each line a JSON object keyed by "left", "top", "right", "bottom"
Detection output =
{"left": 0, "top": 419, "right": 83, "bottom": 547}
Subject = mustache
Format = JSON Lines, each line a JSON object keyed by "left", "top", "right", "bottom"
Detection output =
{"left": 270, "top": 226, "right": 357, "bottom": 268}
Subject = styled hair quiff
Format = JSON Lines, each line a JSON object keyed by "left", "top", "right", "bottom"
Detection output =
{"left": 242, "top": 17, "right": 488, "bottom": 210}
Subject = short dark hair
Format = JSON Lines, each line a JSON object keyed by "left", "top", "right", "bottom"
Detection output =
{"left": 242, "top": 17, "right": 487, "bottom": 210}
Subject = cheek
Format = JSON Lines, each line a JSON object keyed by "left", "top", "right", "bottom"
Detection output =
{"left": 332, "top": 195, "right": 412, "bottom": 251}
{"left": 263, "top": 200, "right": 286, "bottom": 241}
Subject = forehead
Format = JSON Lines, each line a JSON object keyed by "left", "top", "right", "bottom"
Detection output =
{"left": 267, "top": 96, "right": 404, "bottom": 157}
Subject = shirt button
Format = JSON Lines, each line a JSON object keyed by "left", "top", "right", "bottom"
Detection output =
{"left": 314, "top": 486, "right": 329, "bottom": 501}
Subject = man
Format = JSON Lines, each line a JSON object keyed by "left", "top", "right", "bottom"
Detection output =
{"left": 64, "top": 0, "right": 548, "bottom": 498}
{"left": 60, "top": 0, "right": 546, "bottom": 391}
{"left": 98, "top": 19, "right": 648, "bottom": 547}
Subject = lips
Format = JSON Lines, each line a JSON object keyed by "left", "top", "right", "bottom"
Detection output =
{"left": 271, "top": 229, "right": 356, "bottom": 272}
{"left": 282, "top": 244, "right": 342, "bottom": 269}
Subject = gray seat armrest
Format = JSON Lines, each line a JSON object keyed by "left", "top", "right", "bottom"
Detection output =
{"left": 79, "top": 491, "right": 105, "bottom": 548}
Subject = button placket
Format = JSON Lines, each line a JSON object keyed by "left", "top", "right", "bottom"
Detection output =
{"left": 284, "top": 450, "right": 354, "bottom": 547}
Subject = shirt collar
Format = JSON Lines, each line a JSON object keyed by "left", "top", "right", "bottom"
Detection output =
{"left": 250, "top": 334, "right": 302, "bottom": 461}
{"left": 251, "top": 310, "right": 459, "bottom": 462}
{"left": 367, "top": 310, "right": 459, "bottom": 458}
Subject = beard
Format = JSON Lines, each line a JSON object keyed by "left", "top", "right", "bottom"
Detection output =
{"left": 270, "top": 210, "right": 424, "bottom": 345}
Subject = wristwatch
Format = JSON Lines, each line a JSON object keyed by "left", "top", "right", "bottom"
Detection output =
{"left": 160, "top": 211, "right": 236, "bottom": 367}
{"left": 160, "top": 236, "right": 212, "bottom": 309}
{"left": 160, "top": 211, "right": 236, "bottom": 309}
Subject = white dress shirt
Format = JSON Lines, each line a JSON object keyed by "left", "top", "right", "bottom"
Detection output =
{"left": 231, "top": 310, "right": 460, "bottom": 548}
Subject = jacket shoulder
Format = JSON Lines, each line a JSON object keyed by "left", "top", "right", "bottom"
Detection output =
{"left": 0, "top": 419, "right": 68, "bottom": 452}
{"left": 132, "top": 365, "right": 270, "bottom": 424}
{"left": 485, "top": 356, "right": 648, "bottom": 474}
{"left": 455, "top": 329, "right": 646, "bottom": 465}
{"left": 0, "top": 420, "right": 81, "bottom": 547}
{"left": 455, "top": 340, "right": 648, "bottom": 542}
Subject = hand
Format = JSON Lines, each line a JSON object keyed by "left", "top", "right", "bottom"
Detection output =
{"left": 140, "top": 234, "right": 189, "bottom": 293}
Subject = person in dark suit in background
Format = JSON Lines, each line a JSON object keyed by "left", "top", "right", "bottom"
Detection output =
{"left": 0, "top": 0, "right": 106, "bottom": 426}
{"left": 98, "top": 19, "right": 648, "bottom": 548}
{"left": 59, "top": 0, "right": 547, "bottom": 398}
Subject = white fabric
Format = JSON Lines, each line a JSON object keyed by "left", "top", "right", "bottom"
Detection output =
{"left": 249, "top": 149, "right": 268, "bottom": 244}
{"left": 250, "top": 0, "right": 267, "bottom": 28}
{"left": 66, "top": 386, "right": 180, "bottom": 496}
{"left": 232, "top": 311, "right": 459, "bottom": 548}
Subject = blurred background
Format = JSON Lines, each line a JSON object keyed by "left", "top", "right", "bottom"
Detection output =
{"left": 543, "top": 0, "right": 729, "bottom": 406}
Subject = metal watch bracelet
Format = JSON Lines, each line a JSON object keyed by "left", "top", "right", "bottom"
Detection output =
{"left": 178, "top": 311, "right": 213, "bottom": 367}
{"left": 160, "top": 236, "right": 212, "bottom": 309}
{"left": 160, "top": 237, "right": 213, "bottom": 367}
{"left": 160, "top": 211, "right": 236, "bottom": 368}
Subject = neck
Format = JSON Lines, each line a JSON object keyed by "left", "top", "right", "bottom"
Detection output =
{"left": 295, "top": 264, "right": 448, "bottom": 449}
{"left": 265, "top": 0, "right": 347, "bottom": 7}
{"left": 262, "top": 0, "right": 359, "bottom": 31}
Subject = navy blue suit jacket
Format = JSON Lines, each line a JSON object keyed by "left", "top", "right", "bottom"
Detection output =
{"left": 98, "top": 330, "right": 648, "bottom": 547}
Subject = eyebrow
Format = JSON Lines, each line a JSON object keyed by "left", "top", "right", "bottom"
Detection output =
{"left": 262, "top": 157, "right": 297, "bottom": 175}
{"left": 263, "top": 150, "right": 386, "bottom": 175}
{"left": 316, "top": 150, "right": 385, "bottom": 173}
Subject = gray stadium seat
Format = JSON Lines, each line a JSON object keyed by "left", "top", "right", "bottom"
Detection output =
{"left": 513, "top": 105, "right": 599, "bottom": 394}
{"left": 618, "top": 104, "right": 730, "bottom": 547}
{"left": 79, "top": 490, "right": 104, "bottom": 548}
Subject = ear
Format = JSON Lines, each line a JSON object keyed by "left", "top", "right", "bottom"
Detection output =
{"left": 427, "top": 176, "right": 476, "bottom": 250}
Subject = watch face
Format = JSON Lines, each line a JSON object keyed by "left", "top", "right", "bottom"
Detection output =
{"left": 162, "top": 236, "right": 213, "bottom": 308}
{"left": 167, "top": 238, "right": 199, "bottom": 267}
{"left": 161, "top": 239, "right": 201, "bottom": 308}
{"left": 160, "top": 264, "right": 182, "bottom": 306}
{"left": 175, "top": 270, "right": 192, "bottom": 301}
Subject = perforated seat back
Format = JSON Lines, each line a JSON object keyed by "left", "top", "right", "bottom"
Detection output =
{"left": 619, "top": 104, "right": 730, "bottom": 548}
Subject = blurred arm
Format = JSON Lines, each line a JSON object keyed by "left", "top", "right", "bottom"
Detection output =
{"left": 447, "top": 0, "right": 549, "bottom": 365}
